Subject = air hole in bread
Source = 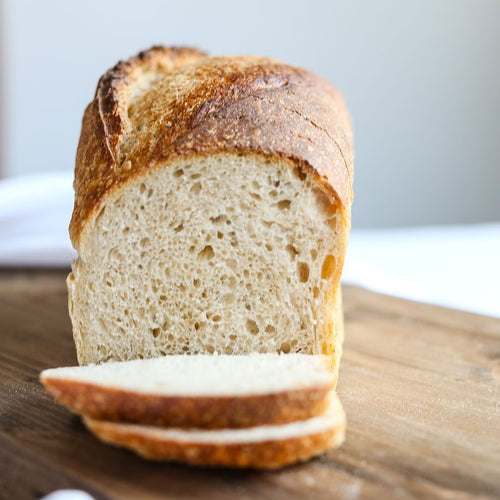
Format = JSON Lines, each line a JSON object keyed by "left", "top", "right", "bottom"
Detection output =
{"left": 174, "top": 223, "right": 184, "bottom": 233}
{"left": 246, "top": 319, "right": 259, "bottom": 335}
{"left": 190, "top": 182, "right": 202, "bottom": 195}
{"left": 313, "top": 286, "right": 319, "bottom": 298}
{"left": 315, "top": 190, "right": 335, "bottom": 219}
{"left": 140, "top": 237, "right": 150, "bottom": 248}
{"left": 321, "top": 255, "right": 336, "bottom": 280}
{"left": 173, "top": 168, "right": 184, "bottom": 177}
{"left": 297, "top": 169, "right": 307, "bottom": 181}
{"left": 210, "top": 214, "right": 227, "bottom": 224}
{"left": 280, "top": 342, "right": 291, "bottom": 354}
{"left": 297, "top": 262, "right": 310, "bottom": 282}
{"left": 139, "top": 183, "right": 146, "bottom": 194}
{"left": 198, "top": 245, "right": 214, "bottom": 260}
{"left": 193, "top": 278, "right": 201, "bottom": 288}
{"left": 276, "top": 199, "right": 291, "bottom": 210}
{"left": 286, "top": 244, "right": 298, "bottom": 259}
{"left": 151, "top": 328, "right": 160, "bottom": 338}
{"left": 265, "top": 324, "right": 276, "bottom": 334}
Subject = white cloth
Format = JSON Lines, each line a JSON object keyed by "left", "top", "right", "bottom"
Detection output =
{"left": 41, "top": 490, "right": 95, "bottom": 500}
{"left": 0, "top": 171, "right": 76, "bottom": 266}
{"left": 1, "top": 171, "right": 498, "bottom": 317}
{"left": 343, "top": 224, "right": 500, "bottom": 318}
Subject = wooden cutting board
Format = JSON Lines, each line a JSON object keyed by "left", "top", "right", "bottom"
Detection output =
{"left": 1, "top": 270, "right": 499, "bottom": 500}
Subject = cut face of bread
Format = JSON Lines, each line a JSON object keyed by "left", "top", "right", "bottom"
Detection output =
{"left": 83, "top": 394, "right": 345, "bottom": 469}
{"left": 68, "top": 153, "right": 347, "bottom": 366}
{"left": 40, "top": 354, "right": 335, "bottom": 428}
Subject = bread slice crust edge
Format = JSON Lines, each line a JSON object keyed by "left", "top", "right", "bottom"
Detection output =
{"left": 40, "top": 375, "right": 334, "bottom": 429}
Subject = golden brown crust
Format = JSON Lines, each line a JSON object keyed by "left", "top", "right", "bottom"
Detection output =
{"left": 70, "top": 46, "right": 353, "bottom": 247}
{"left": 83, "top": 417, "right": 345, "bottom": 469}
{"left": 41, "top": 375, "right": 333, "bottom": 429}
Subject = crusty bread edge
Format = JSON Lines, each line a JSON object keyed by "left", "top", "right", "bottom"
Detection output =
{"left": 83, "top": 403, "right": 345, "bottom": 469}
{"left": 70, "top": 46, "right": 353, "bottom": 249}
{"left": 40, "top": 373, "right": 334, "bottom": 429}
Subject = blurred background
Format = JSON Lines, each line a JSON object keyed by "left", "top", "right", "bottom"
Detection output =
{"left": 1, "top": 0, "right": 499, "bottom": 228}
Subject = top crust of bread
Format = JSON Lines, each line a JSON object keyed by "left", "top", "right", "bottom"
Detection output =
{"left": 70, "top": 46, "right": 353, "bottom": 248}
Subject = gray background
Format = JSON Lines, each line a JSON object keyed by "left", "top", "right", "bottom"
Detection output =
{"left": 1, "top": 0, "right": 499, "bottom": 228}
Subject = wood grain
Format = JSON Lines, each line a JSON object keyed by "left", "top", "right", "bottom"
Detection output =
{"left": 1, "top": 269, "right": 499, "bottom": 500}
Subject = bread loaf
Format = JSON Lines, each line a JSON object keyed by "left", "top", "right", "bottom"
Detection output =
{"left": 68, "top": 46, "right": 354, "bottom": 375}
{"left": 83, "top": 394, "right": 345, "bottom": 469}
{"left": 40, "top": 354, "right": 334, "bottom": 429}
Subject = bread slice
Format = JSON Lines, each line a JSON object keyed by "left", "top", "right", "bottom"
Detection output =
{"left": 83, "top": 394, "right": 345, "bottom": 469}
{"left": 67, "top": 47, "right": 354, "bottom": 375}
{"left": 40, "top": 354, "right": 334, "bottom": 428}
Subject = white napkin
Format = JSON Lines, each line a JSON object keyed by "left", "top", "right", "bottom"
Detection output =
{"left": 1, "top": 171, "right": 498, "bottom": 317}
{"left": 0, "top": 171, "right": 76, "bottom": 266}
{"left": 343, "top": 224, "right": 500, "bottom": 318}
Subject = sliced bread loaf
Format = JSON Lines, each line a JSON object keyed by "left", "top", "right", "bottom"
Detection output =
{"left": 68, "top": 46, "right": 354, "bottom": 376}
{"left": 83, "top": 394, "right": 345, "bottom": 469}
{"left": 40, "top": 354, "right": 334, "bottom": 428}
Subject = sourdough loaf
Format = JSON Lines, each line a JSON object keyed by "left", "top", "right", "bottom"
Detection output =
{"left": 68, "top": 46, "right": 354, "bottom": 376}
{"left": 40, "top": 354, "right": 334, "bottom": 429}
